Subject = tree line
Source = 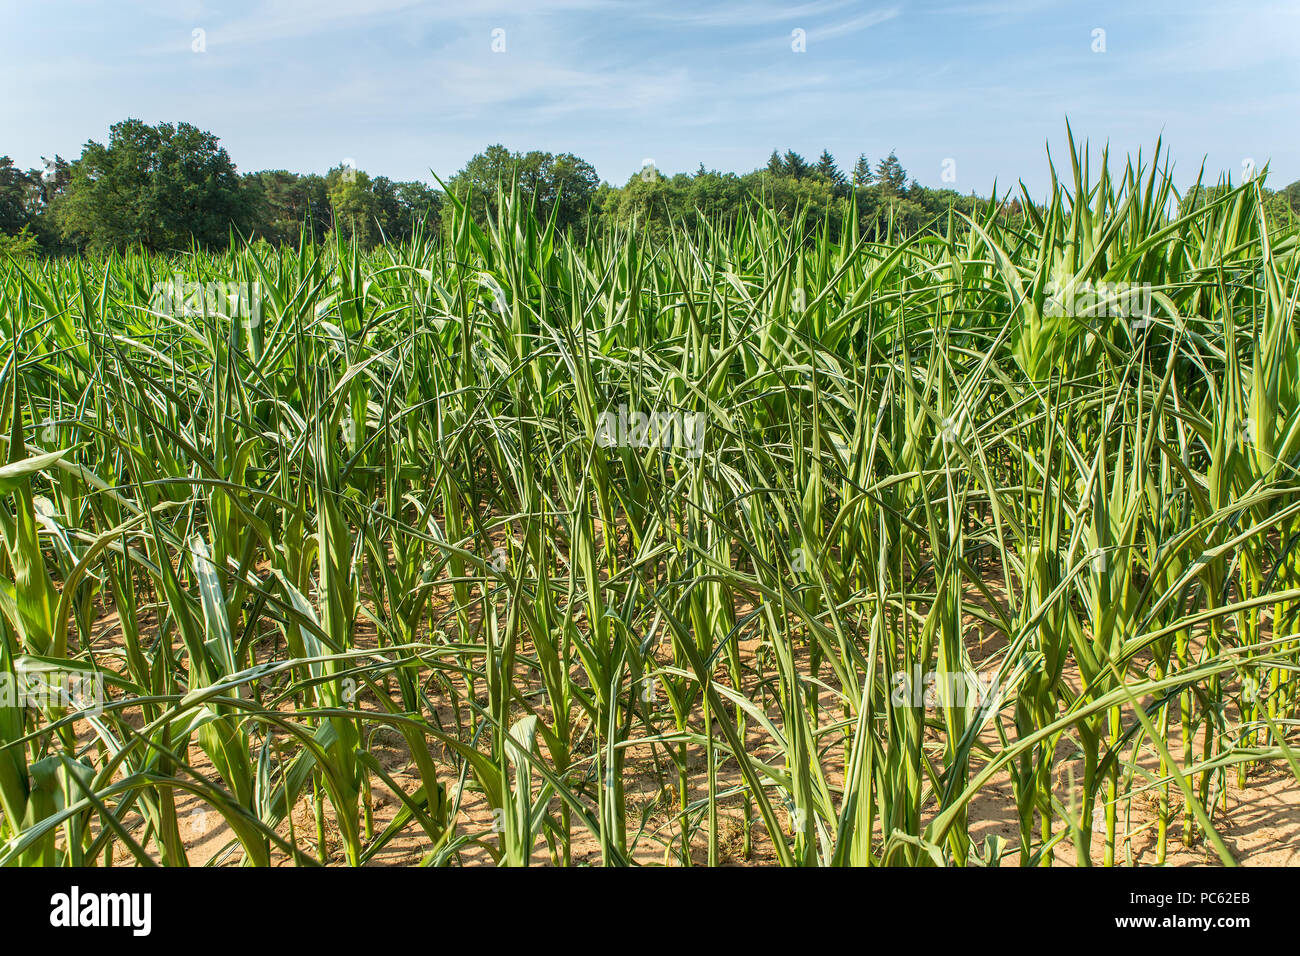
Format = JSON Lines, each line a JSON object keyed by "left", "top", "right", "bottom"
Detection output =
{"left": 2, "top": 118, "right": 1297, "bottom": 256}
{"left": 0, "top": 120, "right": 444, "bottom": 255}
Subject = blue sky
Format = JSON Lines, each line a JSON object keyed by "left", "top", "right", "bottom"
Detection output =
{"left": 2, "top": 0, "right": 1297, "bottom": 197}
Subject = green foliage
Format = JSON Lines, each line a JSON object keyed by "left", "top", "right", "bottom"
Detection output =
{"left": 371, "top": 176, "right": 442, "bottom": 242}
{"left": 599, "top": 167, "right": 750, "bottom": 237}
{"left": 0, "top": 227, "right": 39, "bottom": 259}
{"left": 242, "top": 170, "right": 331, "bottom": 245}
{"left": 0, "top": 137, "right": 1297, "bottom": 870}
{"left": 782, "top": 149, "right": 811, "bottom": 180}
{"left": 449, "top": 144, "right": 599, "bottom": 235}
{"left": 875, "top": 150, "right": 907, "bottom": 196}
{"left": 5, "top": 119, "right": 1298, "bottom": 260}
{"left": 56, "top": 119, "right": 250, "bottom": 251}
{"left": 325, "top": 165, "right": 384, "bottom": 247}
{"left": 0, "top": 158, "right": 28, "bottom": 236}
{"left": 815, "top": 149, "right": 847, "bottom": 192}
{"left": 851, "top": 153, "right": 873, "bottom": 187}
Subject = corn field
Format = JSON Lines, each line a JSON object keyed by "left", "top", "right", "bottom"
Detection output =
{"left": 2, "top": 141, "right": 1298, "bottom": 867}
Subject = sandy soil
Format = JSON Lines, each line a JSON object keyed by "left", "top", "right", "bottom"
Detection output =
{"left": 66, "top": 538, "right": 1300, "bottom": 868}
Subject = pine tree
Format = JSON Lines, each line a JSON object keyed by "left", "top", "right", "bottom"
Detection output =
{"left": 851, "top": 154, "right": 873, "bottom": 187}
{"left": 783, "top": 150, "right": 810, "bottom": 180}
{"left": 815, "top": 149, "right": 845, "bottom": 187}
{"left": 767, "top": 150, "right": 786, "bottom": 176}
{"left": 875, "top": 150, "right": 907, "bottom": 195}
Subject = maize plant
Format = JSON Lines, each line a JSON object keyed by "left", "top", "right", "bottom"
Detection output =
{"left": 0, "top": 137, "right": 1297, "bottom": 867}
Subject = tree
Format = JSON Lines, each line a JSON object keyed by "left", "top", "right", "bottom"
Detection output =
{"left": 0, "top": 227, "right": 39, "bottom": 259}
{"left": 0, "top": 155, "right": 73, "bottom": 252}
{"left": 57, "top": 119, "right": 249, "bottom": 251}
{"left": 688, "top": 169, "right": 746, "bottom": 221}
{"left": 743, "top": 167, "right": 842, "bottom": 233}
{"left": 815, "top": 150, "right": 845, "bottom": 187}
{"left": 326, "top": 165, "right": 384, "bottom": 247}
{"left": 543, "top": 152, "right": 600, "bottom": 231}
{"left": 242, "top": 170, "right": 330, "bottom": 245}
{"left": 815, "top": 149, "right": 849, "bottom": 198}
{"left": 875, "top": 150, "right": 907, "bottom": 196}
{"left": 783, "top": 150, "right": 810, "bottom": 180}
{"left": 450, "top": 145, "right": 599, "bottom": 234}
{"left": 371, "top": 176, "right": 442, "bottom": 242}
{"left": 0, "top": 157, "right": 31, "bottom": 235}
{"left": 27, "top": 156, "right": 72, "bottom": 251}
{"left": 767, "top": 150, "right": 786, "bottom": 176}
{"left": 851, "top": 154, "right": 873, "bottom": 187}
{"left": 1283, "top": 180, "right": 1300, "bottom": 217}
{"left": 1177, "top": 183, "right": 1229, "bottom": 217}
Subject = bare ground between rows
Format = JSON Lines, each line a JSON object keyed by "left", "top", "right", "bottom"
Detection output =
{"left": 54, "top": 515, "right": 1299, "bottom": 867}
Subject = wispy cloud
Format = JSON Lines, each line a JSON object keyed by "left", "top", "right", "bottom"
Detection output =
{"left": 922, "top": 0, "right": 1062, "bottom": 17}
{"left": 666, "top": 0, "right": 860, "bottom": 27}
{"left": 1140, "top": 3, "right": 1300, "bottom": 73}
{"left": 807, "top": 6, "right": 901, "bottom": 40}
{"left": 186, "top": 0, "right": 615, "bottom": 51}
{"left": 0, "top": 0, "right": 1293, "bottom": 193}
{"left": 429, "top": 59, "right": 692, "bottom": 119}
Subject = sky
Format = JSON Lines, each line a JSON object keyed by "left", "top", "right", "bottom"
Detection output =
{"left": 2, "top": 0, "right": 1297, "bottom": 198}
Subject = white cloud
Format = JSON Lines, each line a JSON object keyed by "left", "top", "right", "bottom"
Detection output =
{"left": 667, "top": 0, "right": 860, "bottom": 27}
{"left": 173, "top": 0, "right": 615, "bottom": 51}
{"left": 807, "top": 6, "right": 901, "bottom": 40}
